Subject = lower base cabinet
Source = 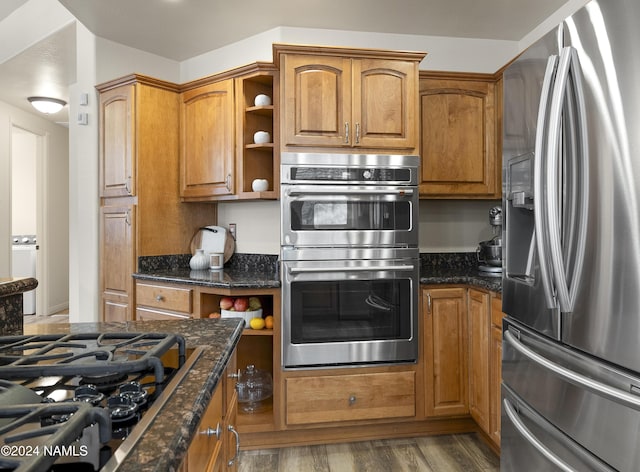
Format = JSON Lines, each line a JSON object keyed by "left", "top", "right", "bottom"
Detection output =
{"left": 183, "top": 352, "right": 239, "bottom": 472}
{"left": 285, "top": 371, "right": 416, "bottom": 425}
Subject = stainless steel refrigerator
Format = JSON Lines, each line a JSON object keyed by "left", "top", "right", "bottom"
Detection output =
{"left": 501, "top": 0, "right": 640, "bottom": 470}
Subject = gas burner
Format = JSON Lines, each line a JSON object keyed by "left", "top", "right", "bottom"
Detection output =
{"left": 80, "top": 372, "right": 129, "bottom": 392}
{"left": 73, "top": 384, "right": 105, "bottom": 406}
{"left": 119, "top": 381, "right": 148, "bottom": 404}
{"left": 107, "top": 394, "right": 138, "bottom": 422}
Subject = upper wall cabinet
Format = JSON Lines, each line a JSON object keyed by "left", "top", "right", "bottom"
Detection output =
{"left": 419, "top": 72, "right": 501, "bottom": 199}
{"left": 274, "top": 44, "right": 425, "bottom": 154}
{"left": 179, "top": 63, "right": 280, "bottom": 201}
{"left": 100, "top": 84, "right": 135, "bottom": 198}
{"left": 180, "top": 79, "right": 236, "bottom": 200}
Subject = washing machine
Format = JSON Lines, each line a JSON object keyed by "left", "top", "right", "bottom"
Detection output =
{"left": 11, "top": 234, "right": 37, "bottom": 315}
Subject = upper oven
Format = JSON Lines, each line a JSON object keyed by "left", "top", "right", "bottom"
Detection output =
{"left": 281, "top": 153, "right": 419, "bottom": 249}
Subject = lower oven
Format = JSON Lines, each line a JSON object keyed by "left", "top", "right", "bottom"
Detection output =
{"left": 281, "top": 247, "right": 419, "bottom": 369}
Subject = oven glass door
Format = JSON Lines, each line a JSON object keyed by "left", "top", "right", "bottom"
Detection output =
{"left": 290, "top": 278, "right": 411, "bottom": 343}
{"left": 282, "top": 258, "right": 419, "bottom": 368}
{"left": 282, "top": 185, "right": 417, "bottom": 247}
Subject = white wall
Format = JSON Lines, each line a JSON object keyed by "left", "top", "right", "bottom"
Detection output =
{"left": 181, "top": 26, "right": 519, "bottom": 83}
{"left": 0, "top": 100, "right": 69, "bottom": 314}
{"left": 11, "top": 128, "right": 36, "bottom": 234}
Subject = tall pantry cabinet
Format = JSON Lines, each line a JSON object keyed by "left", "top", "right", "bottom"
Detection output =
{"left": 97, "top": 75, "right": 213, "bottom": 322}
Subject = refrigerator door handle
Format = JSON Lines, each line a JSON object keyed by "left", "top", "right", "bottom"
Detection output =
{"left": 503, "top": 396, "right": 615, "bottom": 472}
{"left": 534, "top": 55, "right": 559, "bottom": 309}
{"left": 545, "top": 46, "right": 589, "bottom": 313}
{"left": 505, "top": 329, "right": 640, "bottom": 411}
{"left": 503, "top": 398, "right": 577, "bottom": 472}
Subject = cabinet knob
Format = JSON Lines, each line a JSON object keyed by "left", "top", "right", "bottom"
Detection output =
{"left": 156, "top": 295, "right": 164, "bottom": 302}
{"left": 200, "top": 423, "right": 222, "bottom": 439}
{"left": 348, "top": 395, "right": 357, "bottom": 405}
{"left": 228, "top": 369, "right": 241, "bottom": 380}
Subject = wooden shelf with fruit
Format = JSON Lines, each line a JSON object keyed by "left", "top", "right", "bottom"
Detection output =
{"left": 209, "top": 295, "right": 274, "bottom": 336}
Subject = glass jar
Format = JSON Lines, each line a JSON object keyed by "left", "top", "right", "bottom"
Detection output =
{"left": 236, "top": 364, "right": 273, "bottom": 413}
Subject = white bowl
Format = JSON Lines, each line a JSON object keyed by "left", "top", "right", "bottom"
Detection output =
{"left": 253, "top": 131, "right": 270, "bottom": 144}
{"left": 254, "top": 94, "right": 272, "bottom": 106}
{"left": 220, "top": 308, "right": 263, "bottom": 326}
{"left": 252, "top": 179, "right": 269, "bottom": 192}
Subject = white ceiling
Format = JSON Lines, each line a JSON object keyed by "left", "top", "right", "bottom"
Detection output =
{"left": 0, "top": 0, "right": 568, "bottom": 125}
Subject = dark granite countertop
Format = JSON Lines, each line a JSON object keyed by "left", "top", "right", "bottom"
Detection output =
{"left": 133, "top": 266, "right": 280, "bottom": 289}
{"left": 134, "top": 253, "right": 280, "bottom": 289}
{"left": 133, "top": 253, "right": 501, "bottom": 293}
{"left": 22, "top": 318, "right": 244, "bottom": 472}
{"left": 420, "top": 253, "right": 502, "bottom": 293}
{"left": 0, "top": 277, "right": 38, "bottom": 297}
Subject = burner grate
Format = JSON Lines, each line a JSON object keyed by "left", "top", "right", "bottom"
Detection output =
{"left": 0, "top": 333, "right": 186, "bottom": 386}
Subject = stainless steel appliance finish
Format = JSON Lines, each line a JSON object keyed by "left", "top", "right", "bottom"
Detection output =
{"left": 502, "top": 0, "right": 640, "bottom": 469}
{"left": 280, "top": 152, "right": 420, "bottom": 369}
{"left": 281, "top": 152, "right": 419, "bottom": 249}
{"left": 281, "top": 247, "right": 419, "bottom": 368}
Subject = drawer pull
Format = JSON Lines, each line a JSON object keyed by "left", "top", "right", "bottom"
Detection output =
{"left": 227, "top": 424, "right": 240, "bottom": 466}
{"left": 155, "top": 295, "right": 164, "bottom": 302}
{"left": 200, "top": 423, "right": 222, "bottom": 439}
{"left": 348, "top": 395, "right": 357, "bottom": 405}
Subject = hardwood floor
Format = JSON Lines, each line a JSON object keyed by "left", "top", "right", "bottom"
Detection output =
{"left": 238, "top": 433, "right": 499, "bottom": 472}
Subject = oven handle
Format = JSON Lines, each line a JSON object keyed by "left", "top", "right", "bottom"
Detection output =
{"left": 285, "top": 188, "right": 415, "bottom": 196}
{"left": 288, "top": 265, "right": 416, "bottom": 274}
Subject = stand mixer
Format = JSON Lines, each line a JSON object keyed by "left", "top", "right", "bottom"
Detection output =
{"left": 477, "top": 206, "right": 503, "bottom": 275}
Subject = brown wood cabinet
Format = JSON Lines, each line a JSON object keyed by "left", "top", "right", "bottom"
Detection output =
{"left": 419, "top": 72, "right": 501, "bottom": 198}
{"left": 489, "top": 294, "right": 504, "bottom": 448}
{"left": 135, "top": 281, "right": 193, "bottom": 321}
{"left": 100, "top": 204, "right": 135, "bottom": 321}
{"left": 97, "top": 75, "right": 213, "bottom": 322}
{"left": 285, "top": 371, "right": 415, "bottom": 425}
{"left": 234, "top": 65, "right": 280, "bottom": 199}
{"left": 275, "top": 44, "right": 424, "bottom": 153}
{"left": 180, "top": 79, "right": 236, "bottom": 200}
{"left": 422, "top": 287, "right": 469, "bottom": 417}
{"left": 468, "top": 288, "right": 491, "bottom": 434}
{"left": 180, "top": 64, "right": 280, "bottom": 201}
{"left": 184, "top": 351, "right": 238, "bottom": 472}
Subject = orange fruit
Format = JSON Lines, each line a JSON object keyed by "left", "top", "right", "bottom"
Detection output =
{"left": 264, "top": 315, "right": 274, "bottom": 329}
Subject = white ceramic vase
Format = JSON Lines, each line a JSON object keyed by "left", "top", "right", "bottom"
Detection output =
{"left": 189, "top": 249, "right": 209, "bottom": 270}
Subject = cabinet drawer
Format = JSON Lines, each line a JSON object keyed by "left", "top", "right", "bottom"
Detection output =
{"left": 136, "top": 307, "right": 190, "bottom": 321}
{"left": 285, "top": 371, "right": 415, "bottom": 425}
{"left": 136, "top": 282, "right": 192, "bottom": 314}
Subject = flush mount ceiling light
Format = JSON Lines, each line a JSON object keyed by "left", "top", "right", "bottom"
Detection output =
{"left": 27, "top": 96, "right": 67, "bottom": 114}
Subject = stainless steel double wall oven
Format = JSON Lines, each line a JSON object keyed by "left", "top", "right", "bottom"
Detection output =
{"left": 281, "top": 152, "right": 420, "bottom": 369}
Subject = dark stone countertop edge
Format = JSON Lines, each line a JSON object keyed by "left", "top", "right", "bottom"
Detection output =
{"left": 23, "top": 318, "right": 244, "bottom": 472}
{"left": 0, "top": 277, "right": 38, "bottom": 297}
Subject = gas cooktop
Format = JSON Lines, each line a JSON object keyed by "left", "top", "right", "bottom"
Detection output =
{"left": 0, "top": 333, "right": 188, "bottom": 472}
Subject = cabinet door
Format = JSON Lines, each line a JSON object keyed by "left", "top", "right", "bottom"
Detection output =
{"left": 468, "top": 288, "right": 491, "bottom": 432}
{"left": 490, "top": 294, "right": 504, "bottom": 447}
{"left": 280, "top": 54, "right": 352, "bottom": 147}
{"left": 353, "top": 59, "right": 418, "bottom": 150}
{"left": 100, "top": 84, "right": 135, "bottom": 197}
{"left": 423, "top": 287, "right": 469, "bottom": 417}
{"left": 187, "top": 386, "right": 224, "bottom": 472}
{"left": 419, "top": 77, "right": 498, "bottom": 197}
{"left": 100, "top": 205, "right": 135, "bottom": 322}
{"left": 181, "top": 79, "right": 235, "bottom": 199}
